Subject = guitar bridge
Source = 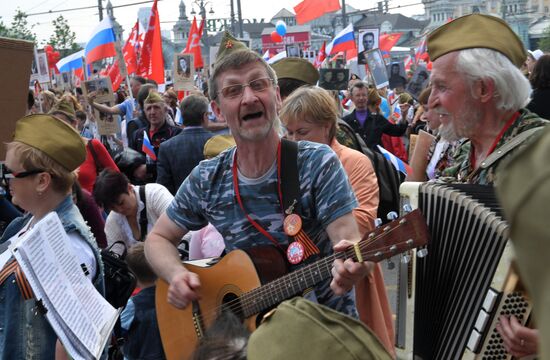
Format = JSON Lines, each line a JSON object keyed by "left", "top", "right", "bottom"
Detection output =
{"left": 192, "top": 300, "right": 205, "bottom": 339}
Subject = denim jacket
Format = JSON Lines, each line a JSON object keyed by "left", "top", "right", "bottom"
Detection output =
{"left": 0, "top": 195, "right": 105, "bottom": 359}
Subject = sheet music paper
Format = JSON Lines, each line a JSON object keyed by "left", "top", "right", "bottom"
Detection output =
{"left": 9, "top": 212, "right": 119, "bottom": 360}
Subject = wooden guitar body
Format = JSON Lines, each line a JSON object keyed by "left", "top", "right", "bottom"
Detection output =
{"left": 156, "top": 246, "right": 288, "bottom": 360}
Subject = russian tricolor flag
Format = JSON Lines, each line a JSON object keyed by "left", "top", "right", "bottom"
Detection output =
{"left": 85, "top": 18, "right": 117, "bottom": 64}
{"left": 326, "top": 24, "right": 356, "bottom": 56}
{"left": 377, "top": 145, "right": 413, "bottom": 176}
{"left": 142, "top": 131, "right": 157, "bottom": 161}
{"left": 56, "top": 49, "right": 85, "bottom": 73}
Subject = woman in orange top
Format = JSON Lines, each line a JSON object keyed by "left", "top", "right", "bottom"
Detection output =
{"left": 280, "top": 86, "right": 395, "bottom": 357}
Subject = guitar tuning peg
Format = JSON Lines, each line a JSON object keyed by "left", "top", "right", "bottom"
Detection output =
{"left": 386, "top": 258, "right": 396, "bottom": 270}
{"left": 401, "top": 253, "right": 411, "bottom": 264}
{"left": 374, "top": 218, "right": 383, "bottom": 228}
{"left": 402, "top": 204, "right": 412, "bottom": 213}
{"left": 387, "top": 211, "right": 398, "bottom": 221}
{"left": 417, "top": 247, "right": 428, "bottom": 258}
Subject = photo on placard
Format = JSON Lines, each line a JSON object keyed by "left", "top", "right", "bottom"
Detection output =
{"left": 83, "top": 77, "right": 114, "bottom": 103}
{"left": 365, "top": 49, "right": 389, "bottom": 89}
{"left": 94, "top": 101, "right": 120, "bottom": 135}
{"left": 358, "top": 28, "right": 379, "bottom": 65}
{"left": 318, "top": 69, "right": 349, "bottom": 91}
{"left": 387, "top": 61, "right": 408, "bottom": 90}
{"left": 406, "top": 65, "right": 430, "bottom": 100}
{"left": 285, "top": 44, "right": 301, "bottom": 58}
{"left": 173, "top": 54, "right": 195, "bottom": 91}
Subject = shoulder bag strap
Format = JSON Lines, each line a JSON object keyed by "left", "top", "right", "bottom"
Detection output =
{"left": 139, "top": 185, "right": 148, "bottom": 241}
{"left": 280, "top": 138, "right": 301, "bottom": 215}
{"left": 87, "top": 140, "right": 103, "bottom": 175}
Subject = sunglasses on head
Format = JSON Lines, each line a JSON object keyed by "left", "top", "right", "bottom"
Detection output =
{"left": 1, "top": 163, "right": 45, "bottom": 181}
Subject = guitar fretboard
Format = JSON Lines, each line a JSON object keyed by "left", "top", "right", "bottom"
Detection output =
{"left": 239, "top": 252, "right": 349, "bottom": 317}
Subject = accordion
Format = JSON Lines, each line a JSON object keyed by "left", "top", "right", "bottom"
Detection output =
{"left": 395, "top": 182, "right": 532, "bottom": 359}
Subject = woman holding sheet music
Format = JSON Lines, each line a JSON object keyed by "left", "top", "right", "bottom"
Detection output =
{"left": 0, "top": 114, "right": 105, "bottom": 359}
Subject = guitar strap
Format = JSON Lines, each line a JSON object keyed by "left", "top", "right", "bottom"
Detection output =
{"left": 280, "top": 139, "right": 301, "bottom": 215}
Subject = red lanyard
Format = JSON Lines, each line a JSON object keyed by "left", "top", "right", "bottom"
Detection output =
{"left": 232, "top": 141, "right": 284, "bottom": 249}
{"left": 470, "top": 111, "right": 519, "bottom": 169}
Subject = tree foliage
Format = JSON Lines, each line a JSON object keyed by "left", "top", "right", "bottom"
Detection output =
{"left": 8, "top": 9, "right": 36, "bottom": 42}
{"left": 48, "top": 15, "right": 80, "bottom": 56}
{"left": 0, "top": 18, "right": 9, "bottom": 38}
{"left": 538, "top": 25, "right": 550, "bottom": 52}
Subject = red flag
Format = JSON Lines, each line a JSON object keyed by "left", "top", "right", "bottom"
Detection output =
{"left": 183, "top": 17, "right": 204, "bottom": 69}
{"left": 313, "top": 41, "right": 326, "bottom": 68}
{"left": 137, "top": 0, "right": 164, "bottom": 84}
{"left": 294, "top": 0, "right": 341, "bottom": 25}
{"left": 108, "top": 63, "right": 124, "bottom": 91}
{"left": 123, "top": 21, "right": 140, "bottom": 74}
{"left": 379, "top": 33, "right": 402, "bottom": 52}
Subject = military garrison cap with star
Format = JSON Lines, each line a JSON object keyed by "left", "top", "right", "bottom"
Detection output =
{"left": 215, "top": 31, "right": 249, "bottom": 63}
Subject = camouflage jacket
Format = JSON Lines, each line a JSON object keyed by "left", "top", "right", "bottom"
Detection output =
{"left": 454, "top": 109, "right": 548, "bottom": 185}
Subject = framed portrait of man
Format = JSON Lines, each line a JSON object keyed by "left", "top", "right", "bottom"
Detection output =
{"left": 318, "top": 69, "right": 349, "bottom": 91}
{"left": 387, "top": 61, "right": 407, "bottom": 90}
{"left": 173, "top": 54, "right": 195, "bottom": 91}
{"left": 406, "top": 65, "right": 430, "bottom": 100}
{"left": 358, "top": 28, "right": 379, "bottom": 65}
{"left": 285, "top": 44, "right": 301, "bottom": 58}
{"left": 365, "top": 49, "right": 389, "bottom": 89}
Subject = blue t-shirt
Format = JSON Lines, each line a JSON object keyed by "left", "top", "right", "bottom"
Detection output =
{"left": 116, "top": 98, "right": 136, "bottom": 121}
{"left": 167, "top": 141, "right": 358, "bottom": 315}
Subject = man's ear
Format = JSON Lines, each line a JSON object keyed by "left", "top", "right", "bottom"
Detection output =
{"left": 211, "top": 100, "right": 224, "bottom": 122}
{"left": 476, "top": 78, "right": 495, "bottom": 103}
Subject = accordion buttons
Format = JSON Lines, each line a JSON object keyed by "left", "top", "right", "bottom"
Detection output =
{"left": 474, "top": 310, "right": 490, "bottom": 332}
{"left": 467, "top": 330, "right": 482, "bottom": 352}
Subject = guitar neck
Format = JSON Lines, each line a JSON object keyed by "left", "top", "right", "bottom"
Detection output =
{"left": 240, "top": 252, "right": 347, "bottom": 317}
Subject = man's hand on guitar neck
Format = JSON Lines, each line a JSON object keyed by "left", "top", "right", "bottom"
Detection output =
{"left": 168, "top": 269, "right": 201, "bottom": 309}
{"left": 330, "top": 239, "right": 374, "bottom": 295}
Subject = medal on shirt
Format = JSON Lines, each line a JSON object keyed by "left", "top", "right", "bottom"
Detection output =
{"left": 283, "top": 201, "right": 319, "bottom": 264}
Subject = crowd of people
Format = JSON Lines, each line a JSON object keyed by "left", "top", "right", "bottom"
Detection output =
{"left": 1, "top": 12, "right": 550, "bottom": 360}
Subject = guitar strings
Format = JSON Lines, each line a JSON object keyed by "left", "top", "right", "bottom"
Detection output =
{"left": 189, "top": 223, "right": 414, "bottom": 324}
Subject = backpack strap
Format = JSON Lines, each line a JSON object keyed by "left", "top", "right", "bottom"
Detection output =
{"left": 280, "top": 139, "right": 301, "bottom": 215}
{"left": 138, "top": 185, "right": 148, "bottom": 241}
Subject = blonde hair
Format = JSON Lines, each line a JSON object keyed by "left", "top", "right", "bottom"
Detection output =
{"left": 6, "top": 141, "right": 76, "bottom": 194}
{"left": 280, "top": 86, "right": 339, "bottom": 141}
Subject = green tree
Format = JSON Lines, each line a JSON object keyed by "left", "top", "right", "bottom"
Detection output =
{"left": 48, "top": 15, "right": 80, "bottom": 57}
{"left": 0, "top": 18, "right": 9, "bottom": 37}
{"left": 8, "top": 9, "right": 36, "bottom": 42}
{"left": 538, "top": 25, "right": 550, "bottom": 52}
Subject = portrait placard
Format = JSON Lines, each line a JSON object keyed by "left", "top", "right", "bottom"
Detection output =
{"left": 358, "top": 28, "right": 379, "bottom": 65}
{"left": 365, "top": 49, "right": 389, "bottom": 89}
{"left": 82, "top": 77, "right": 114, "bottom": 103}
{"left": 406, "top": 65, "right": 430, "bottom": 100}
{"left": 94, "top": 101, "right": 120, "bottom": 135}
{"left": 318, "top": 69, "right": 349, "bottom": 91}
{"left": 387, "top": 61, "right": 407, "bottom": 90}
{"left": 285, "top": 44, "right": 301, "bottom": 58}
{"left": 173, "top": 54, "right": 195, "bottom": 91}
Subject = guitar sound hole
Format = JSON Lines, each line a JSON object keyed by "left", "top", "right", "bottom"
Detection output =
{"left": 221, "top": 293, "right": 244, "bottom": 322}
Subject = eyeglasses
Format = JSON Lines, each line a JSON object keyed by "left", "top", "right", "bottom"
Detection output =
{"left": 219, "top": 77, "right": 274, "bottom": 99}
{"left": 1, "top": 164, "right": 45, "bottom": 181}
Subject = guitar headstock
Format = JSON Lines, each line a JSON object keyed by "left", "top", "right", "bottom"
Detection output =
{"left": 355, "top": 209, "right": 430, "bottom": 264}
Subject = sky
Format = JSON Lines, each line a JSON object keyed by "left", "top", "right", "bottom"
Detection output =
{"left": 1, "top": 0, "right": 425, "bottom": 45}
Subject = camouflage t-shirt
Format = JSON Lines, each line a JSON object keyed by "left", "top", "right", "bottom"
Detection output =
{"left": 167, "top": 141, "right": 358, "bottom": 316}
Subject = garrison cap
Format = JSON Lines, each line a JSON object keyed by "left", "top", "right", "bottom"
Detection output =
{"left": 272, "top": 58, "right": 320, "bottom": 85}
{"left": 215, "top": 31, "right": 249, "bottom": 63}
{"left": 144, "top": 91, "right": 164, "bottom": 105}
{"left": 247, "top": 297, "right": 392, "bottom": 360}
{"left": 49, "top": 98, "right": 76, "bottom": 122}
{"left": 203, "top": 134, "right": 236, "bottom": 159}
{"left": 13, "top": 114, "right": 85, "bottom": 171}
{"left": 427, "top": 14, "right": 527, "bottom": 68}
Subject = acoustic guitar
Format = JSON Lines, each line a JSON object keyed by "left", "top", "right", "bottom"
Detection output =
{"left": 156, "top": 209, "right": 430, "bottom": 360}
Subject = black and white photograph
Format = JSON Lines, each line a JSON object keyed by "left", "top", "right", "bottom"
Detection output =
{"left": 406, "top": 65, "right": 430, "bottom": 100}
{"left": 318, "top": 68, "right": 349, "bottom": 91}
{"left": 173, "top": 53, "right": 195, "bottom": 91}
{"left": 365, "top": 49, "right": 389, "bottom": 89}
{"left": 82, "top": 77, "right": 114, "bottom": 103}
{"left": 285, "top": 44, "right": 301, "bottom": 58}
{"left": 94, "top": 100, "right": 121, "bottom": 135}
{"left": 358, "top": 28, "right": 379, "bottom": 65}
{"left": 387, "top": 61, "right": 407, "bottom": 90}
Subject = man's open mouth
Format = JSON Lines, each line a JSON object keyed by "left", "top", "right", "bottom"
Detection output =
{"left": 242, "top": 111, "right": 263, "bottom": 121}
